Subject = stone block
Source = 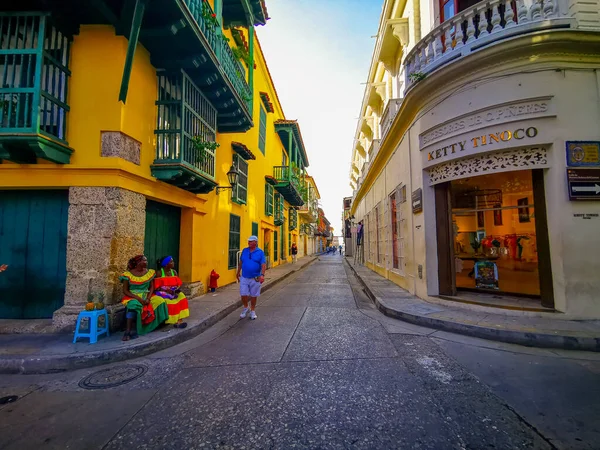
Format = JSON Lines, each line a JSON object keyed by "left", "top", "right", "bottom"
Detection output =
{"left": 67, "top": 205, "right": 96, "bottom": 237}
{"left": 67, "top": 237, "right": 111, "bottom": 271}
{"left": 181, "top": 281, "right": 205, "bottom": 299}
{"left": 115, "top": 205, "right": 145, "bottom": 238}
{"left": 69, "top": 187, "right": 107, "bottom": 206}
{"left": 106, "top": 303, "right": 126, "bottom": 332}
{"left": 64, "top": 272, "right": 92, "bottom": 306}
{"left": 94, "top": 205, "right": 118, "bottom": 238}
{"left": 52, "top": 305, "right": 84, "bottom": 332}
{"left": 106, "top": 187, "right": 146, "bottom": 210}
{"left": 101, "top": 131, "right": 141, "bottom": 165}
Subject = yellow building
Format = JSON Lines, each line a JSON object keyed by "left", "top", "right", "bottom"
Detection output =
{"left": 0, "top": 0, "right": 317, "bottom": 330}
{"left": 297, "top": 175, "right": 320, "bottom": 257}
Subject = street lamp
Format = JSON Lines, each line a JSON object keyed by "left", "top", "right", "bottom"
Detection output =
{"left": 216, "top": 165, "right": 239, "bottom": 194}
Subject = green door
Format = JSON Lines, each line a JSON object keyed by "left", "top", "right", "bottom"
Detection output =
{"left": 144, "top": 200, "right": 181, "bottom": 271}
{"left": 0, "top": 190, "right": 68, "bottom": 319}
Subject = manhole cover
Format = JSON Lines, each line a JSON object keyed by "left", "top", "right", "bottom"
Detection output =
{"left": 78, "top": 364, "right": 148, "bottom": 390}
{"left": 0, "top": 395, "right": 18, "bottom": 405}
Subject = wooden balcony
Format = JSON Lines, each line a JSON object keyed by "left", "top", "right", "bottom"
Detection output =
{"left": 0, "top": 13, "right": 73, "bottom": 164}
{"left": 272, "top": 165, "right": 304, "bottom": 207}
{"left": 151, "top": 70, "right": 218, "bottom": 194}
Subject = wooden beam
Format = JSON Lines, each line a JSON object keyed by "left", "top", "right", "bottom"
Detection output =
{"left": 89, "top": 0, "right": 121, "bottom": 29}
{"left": 119, "top": 0, "right": 146, "bottom": 104}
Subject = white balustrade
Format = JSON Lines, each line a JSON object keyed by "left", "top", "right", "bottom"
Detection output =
{"left": 403, "top": 0, "right": 569, "bottom": 90}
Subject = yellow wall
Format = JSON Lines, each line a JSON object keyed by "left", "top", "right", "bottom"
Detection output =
{"left": 0, "top": 24, "right": 301, "bottom": 293}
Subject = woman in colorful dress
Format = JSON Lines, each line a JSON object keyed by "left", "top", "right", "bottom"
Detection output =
{"left": 120, "top": 255, "right": 169, "bottom": 341}
{"left": 154, "top": 256, "right": 190, "bottom": 329}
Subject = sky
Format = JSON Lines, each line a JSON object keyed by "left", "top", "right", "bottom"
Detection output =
{"left": 257, "top": 0, "right": 382, "bottom": 235}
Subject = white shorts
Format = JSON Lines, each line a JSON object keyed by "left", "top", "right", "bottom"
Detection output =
{"left": 240, "top": 276, "right": 262, "bottom": 297}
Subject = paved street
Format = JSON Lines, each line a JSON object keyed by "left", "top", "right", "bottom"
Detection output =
{"left": 1, "top": 254, "right": 599, "bottom": 449}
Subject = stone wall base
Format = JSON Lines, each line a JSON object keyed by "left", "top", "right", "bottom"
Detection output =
{"left": 53, "top": 303, "right": 126, "bottom": 333}
{"left": 181, "top": 281, "right": 205, "bottom": 299}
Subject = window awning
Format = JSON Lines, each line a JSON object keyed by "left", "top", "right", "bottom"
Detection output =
{"left": 232, "top": 142, "right": 256, "bottom": 160}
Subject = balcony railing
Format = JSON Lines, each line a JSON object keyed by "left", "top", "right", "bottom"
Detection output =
{"left": 152, "top": 70, "right": 218, "bottom": 194}
{"left": 0, "top": 13, "right": 73, "bottom": 164}
{"left": 404, "top": 0, "right": 572, "bottom": 91}
{"left": 272, "top": 165, "right": 304, "bottom": 206}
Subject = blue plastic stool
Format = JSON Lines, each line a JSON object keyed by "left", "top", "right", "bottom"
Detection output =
{"left": 73, "top": 309, "right": 110, "bottom": 344}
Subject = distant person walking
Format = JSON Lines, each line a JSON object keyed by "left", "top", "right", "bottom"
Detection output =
{"left": 236, "top": 235, "right": 266, "bottom": 320}
{"left": 339, "top": 245, "right": 343, "bottom": 255}
{"left": 291, "top": 243, "right": 298, "bottom": 263}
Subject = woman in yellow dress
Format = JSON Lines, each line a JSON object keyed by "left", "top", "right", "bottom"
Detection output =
{"left": 154, "top": 256, "right": 190, "bottom": 328}
{"left": 120, "top": 255, "right": 169, "bottom": 341}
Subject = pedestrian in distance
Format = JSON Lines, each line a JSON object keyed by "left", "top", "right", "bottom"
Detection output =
{"left": 291, "top": 242, "right": 298, "bottom": 263}
{"left": 236, "top": 235, "right": 266, "bottom": 320}
{"left": 339, "top": 245, "right": 343, "bottom": 255}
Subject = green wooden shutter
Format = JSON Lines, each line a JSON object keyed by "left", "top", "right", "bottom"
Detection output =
{"left": 252, "top": 222, "right": 258, "bottom": 237}
{"left": 228, "top": 214, "right": 241, "bottom": 269}
{"left": 265, "top": 183, "right": 273, "bottom": 216}
{"left": 232, "top": 154, "right": 248, "bottom": 204}
{"left": 258, "top": 105, "right": 267, "bottom": 154}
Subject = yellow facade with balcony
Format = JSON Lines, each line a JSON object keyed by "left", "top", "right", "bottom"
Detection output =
{"left": 0, "top": 0, "right": 316, "bottom": 329}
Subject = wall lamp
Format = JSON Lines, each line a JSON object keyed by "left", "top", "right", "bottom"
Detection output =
{"left": 216, "top": 165, "right": 239, "bottom": 194}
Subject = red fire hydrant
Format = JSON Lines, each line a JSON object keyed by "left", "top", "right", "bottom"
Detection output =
{"left": 209, "top": 269, "right": 220, "bottom": 292}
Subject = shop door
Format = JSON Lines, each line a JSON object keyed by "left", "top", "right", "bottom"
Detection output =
{"left": 144, "top": 200, "right": 181, "bottom": 271}
{"left": 274, "top": 231, "right": 278, "bottom": 261}
{"left": 0, "top": 190, "right": 68, "bottom": 319}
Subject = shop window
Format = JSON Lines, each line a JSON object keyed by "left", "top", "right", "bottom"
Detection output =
{"left": 451, "top": 170, "right": 540, "bottom": 296}
{"left": 232, "top": 154, "right": 248, "bottom": 204}
{"left": 228, "top": 214, "right": 241, "bottom": 269}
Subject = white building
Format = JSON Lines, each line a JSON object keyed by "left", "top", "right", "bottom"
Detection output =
{"left": 349, "top": 0, "right": 600, "bottom": 317}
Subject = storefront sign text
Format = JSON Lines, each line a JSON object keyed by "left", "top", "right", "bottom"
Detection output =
{"left": 420, "top": 99, "right": 550, "bottom": 146}
{"left": 427, "top": 127, "right": 538, "bottom": 162}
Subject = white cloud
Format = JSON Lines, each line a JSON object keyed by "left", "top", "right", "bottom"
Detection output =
{"left": 257, "top": 0, "right": 381, "bottom": 233}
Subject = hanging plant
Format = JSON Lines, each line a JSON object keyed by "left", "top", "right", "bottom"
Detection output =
{"left": 192, "top": 136, "right": 220, "bottom": 165}
{"left": 409, "top": 71, "right": 427, "bottom": 83}
{"left": 201, "top": 1, "right": 220, "bottom": 29}
{"left": 232, "top": 45, "right": 251, "bottom": 67}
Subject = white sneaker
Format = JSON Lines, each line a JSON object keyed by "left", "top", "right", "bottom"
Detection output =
{"left": 250, "top": 310, "right": 257, "bottom": 320}
{"left": 240, "top": 307, "right": 249, "bottom": 319}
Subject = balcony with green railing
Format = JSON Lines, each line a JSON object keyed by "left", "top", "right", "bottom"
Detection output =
{"left": 151, "top": 70, "right": 218, "bottom": 194}
{"left": 111, "top": 0, "right": 254, "bottom": 132}
{"left": 272, "top": 165, "right": 304, "bottom": 207}
{"left": 0, "top": 13, "right": 73, "bottom": 164}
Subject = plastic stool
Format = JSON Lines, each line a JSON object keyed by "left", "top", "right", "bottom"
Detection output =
{"left": 73, "top": 309, "right": 110, "bottom": 344}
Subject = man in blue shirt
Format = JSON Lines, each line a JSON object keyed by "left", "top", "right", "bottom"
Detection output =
{"left": 236, "top": 235, "right": 266, "bottom": 320}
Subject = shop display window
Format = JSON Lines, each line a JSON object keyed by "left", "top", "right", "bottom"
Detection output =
{"left": 451, "top": 170, "right": 540, "bottom": 296}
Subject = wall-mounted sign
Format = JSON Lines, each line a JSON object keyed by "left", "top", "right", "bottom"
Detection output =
{"left": 412, "top": 188, "right": 423, "bottom": 214}
{"left": 566, "top": 141, "right": 600, "bottom": 167}
{"left": 426, "top": 127, "right": 539, "bottom": 162}
{"left": 567, "top": 168, "right": 600, "bottom": 201}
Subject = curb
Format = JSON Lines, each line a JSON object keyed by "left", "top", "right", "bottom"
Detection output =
{"left": 344, "top": 259, "right": 600, "bottom": 352}
{"left": 0, "top": 257, "right": 317, "bottom": 375}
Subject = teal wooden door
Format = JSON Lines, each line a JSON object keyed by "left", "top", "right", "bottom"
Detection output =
{"left": 144, "top": 200, "right": 181, "bottom": 271}
{"left": 0, "top": 190, "right": 68, "bottom": 319}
